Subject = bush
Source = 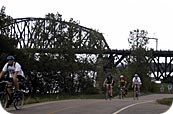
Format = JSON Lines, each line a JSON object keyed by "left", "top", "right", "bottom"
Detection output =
{"left": 84, "top": 87, "right": 100, "bottom": 94}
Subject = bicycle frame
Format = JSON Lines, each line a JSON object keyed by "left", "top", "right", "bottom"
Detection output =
{"left": 133, "top": 84, "right": 139, "bottom": 100}
{"left": 0, "top": 81, "right": 11, "bottom": 108}
{"left": 105, "top": 84, "right": 112, "bottom": 100}
{"left": 119, "top": 86, "right": 125, "bottom": 99}
{"left": 0, "top": 80, "right": 24, "bottom": 110}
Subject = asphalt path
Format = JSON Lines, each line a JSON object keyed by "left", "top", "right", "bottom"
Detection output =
{"left": 4, "top": 94, "right": 173, "bottom": 114}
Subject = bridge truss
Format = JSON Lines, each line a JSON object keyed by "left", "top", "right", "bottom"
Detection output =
{"left": 0, "top": 17, "right": 110, "bottom": 51}
{"left": 1, "top": 17, "right": 173, "bottom": 81}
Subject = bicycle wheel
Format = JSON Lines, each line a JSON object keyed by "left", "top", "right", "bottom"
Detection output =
{"left": 121, "top": 90, "right": 124, "bottom": 99}
{"left": 119, "top": 88, "right": 124, "bottom": 99}
{"left": 107, "top": 90, "right": 111, "bottom": 100}
{"left": 105, "top": 89, "right": 108, "bottom": 100}
{"left": 105, "top": 90, "right": 111, "bottom": 100}
{"left": 14, "top": 91, "right": 24, "bottom": 110}
{"left": 0, "top": 92, "right": 8, "bottom": 108}
{"left": 133, "top": 91, "right": 136, "bottom": 100}
{"left": 135, "top": 91, "right": 138, "bottom": 100}
{"left": 133, "top": 91, "right": 138, "bottom": 100}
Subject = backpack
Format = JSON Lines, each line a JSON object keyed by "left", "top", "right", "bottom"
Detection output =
{"left": 6, "top": 62, "right": 16, "bottom": 78}
{"left": 7, "top": 62, "right": 16, "bottom": 69}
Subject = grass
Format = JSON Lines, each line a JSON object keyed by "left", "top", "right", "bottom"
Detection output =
{"left": 156, "top": 98, "right": 173, "bottom": 106}
{"left": 24, "top": 90, "right": 147, "bottom": 105}
{"left": 23, "top": 91, "right": 172, "bottom": 106}
{"left": 126, "top": 91, "right": 173, "bottom": 106}
{"left": 24, "top": 94, "right": 105, "bottom": 105}
{"left": 23, "top": 90, "right": 147, "bottom": 105}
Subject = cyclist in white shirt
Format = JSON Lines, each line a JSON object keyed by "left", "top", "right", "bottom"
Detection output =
{"left": 132, "top": 74, "right": 142, "bottom": 94}
{"left": 0, "top": 55, "right": 25, "bottom": 108}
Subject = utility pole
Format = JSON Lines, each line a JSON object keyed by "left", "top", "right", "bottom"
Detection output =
{"left": 148, "top": 37, "right": 158, "bottom": 50}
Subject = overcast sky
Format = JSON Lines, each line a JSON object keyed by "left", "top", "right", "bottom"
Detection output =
{"left": 1, "top": 0, "right": 173, "bottom": 50}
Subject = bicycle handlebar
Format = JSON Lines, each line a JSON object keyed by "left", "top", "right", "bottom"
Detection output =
{"left": 0, "top": 80, "right": 9, "bottom": 83}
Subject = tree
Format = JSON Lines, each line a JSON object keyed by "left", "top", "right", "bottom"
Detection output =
{"left": 128, "top": 29, "right": 149, "bottom": 49}
{"left": 0, "top": 6, "right": 16, "bottom": 69}
{"left": 127, "top": 29, "right": 153, "bottom": 92}
{"left": 0, "top": 6, "right": 13, "bottom": 27}
{"left": 0, "top": 6, "right": 28, "bottom": 71}
{"left": 28, "top": 12, "right": 98, "bottom": 95}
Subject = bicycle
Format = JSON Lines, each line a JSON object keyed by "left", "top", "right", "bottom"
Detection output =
{"left": 0, "top": 80, "right": 24, "bottom": 110}
{"left": 119, "top": 86, "right": 125, "bottom": 99}
{"left": 105, "top": 84, "right": 112, "bottom": 100}
{"left": 133, "top": 84, "right": 139, "bottom": 100}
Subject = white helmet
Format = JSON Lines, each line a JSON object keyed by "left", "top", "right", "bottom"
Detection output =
{"left": 134, "top": 74, "right": 138, "bottom": 77}
{"left": 120, "top": 75, "right": 124, "bottom": 78}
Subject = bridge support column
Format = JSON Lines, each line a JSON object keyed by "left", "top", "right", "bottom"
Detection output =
{"left": 95, "top": 56, "right": 105, "bottom": 93}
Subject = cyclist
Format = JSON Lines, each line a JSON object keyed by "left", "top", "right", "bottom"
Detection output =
{"left": 132, "top": 73, "right": 142, "bottom": 94}
{"left": 119, "top": 75, "right": 127, "bottom": 96}
{"left": 103, "top": 73, "right": 114, "bottom": 97}
{"left": 0, "top": 55, "right": 25, "bottom": 108}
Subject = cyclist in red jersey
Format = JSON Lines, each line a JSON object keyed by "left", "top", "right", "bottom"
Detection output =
{"left": 119, "top": 75, "right": 127, "bottom": 96}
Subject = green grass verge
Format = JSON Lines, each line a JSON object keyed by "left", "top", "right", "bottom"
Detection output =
{"left": 23, "top": 91, "right": 145, "bottom": 105}
{"left": 157, "top": 98, "right": 173, "bottom": 106}
{"left": 24, "top": 94, "right": 105, "bottom": 105}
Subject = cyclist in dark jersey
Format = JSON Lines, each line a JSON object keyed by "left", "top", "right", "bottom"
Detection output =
{"left": 103, "top": 73, "right": 114, "bottom": 97}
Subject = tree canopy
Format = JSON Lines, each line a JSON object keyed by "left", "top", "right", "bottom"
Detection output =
{"left": 127, "top": 29, "right": 153, "bottom": 91}
{"left": 0, "top": 7, "right": 100, "bottom": 95}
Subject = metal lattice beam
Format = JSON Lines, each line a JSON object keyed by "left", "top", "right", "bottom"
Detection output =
{"left": 0, "top": 17, "right": 110, "bottom": 51}
{"left": 1, "top": 17, "right": 173, "bottom": 81}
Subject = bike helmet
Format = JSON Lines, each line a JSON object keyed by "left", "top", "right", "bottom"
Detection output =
{"left": 120, "top": 75, "right": 124, "bottom": 78}
{"left": 7, "top": 55, "right": 15, "bottom": 60}
{"left": 134, "top": 74, "right": 138, "bottom": 77}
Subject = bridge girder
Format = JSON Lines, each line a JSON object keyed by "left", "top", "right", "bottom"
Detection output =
{"left": 110, "top": 50, "right": 173, "bottom": 81}
{"left": 0, "top": 17, "right": 110, "bottom": 51}
{"left": 1, "top": 18, "right": 173, "bottom": 81}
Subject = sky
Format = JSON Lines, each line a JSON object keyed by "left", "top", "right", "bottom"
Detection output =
{"left": 1, "top": 0, "right": 173, "bottom": 51}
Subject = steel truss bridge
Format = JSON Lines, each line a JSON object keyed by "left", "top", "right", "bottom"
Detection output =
{"left": 1, "top": 17, "right": 173, "bottom": 81}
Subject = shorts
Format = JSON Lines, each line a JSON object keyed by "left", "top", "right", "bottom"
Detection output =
{"left": 120, "top": 83, "right": 125, "bottom": 87}
{"left": 7, "top": 75, "right": 25, "bottom": 82}
{"left": 7, "top": 75, "right": 26, "bottom": 90}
